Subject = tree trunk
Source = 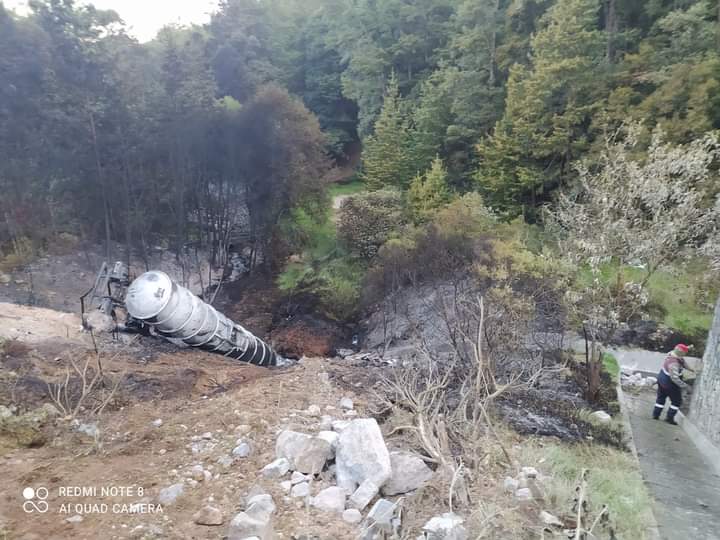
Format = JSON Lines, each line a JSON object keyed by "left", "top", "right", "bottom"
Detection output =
{"left": 606, "top": 0, "right": 617, "bottom": 62}
{"left": 89, "top": 109, "right": 112, "bottom": 262}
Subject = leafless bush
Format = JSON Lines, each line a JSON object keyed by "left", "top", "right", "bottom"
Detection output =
{"left": 46, "top": 353, "right": 124, "bottom": 420}
{"left": 377, "top": 296, "right": 543, "bottom": 512}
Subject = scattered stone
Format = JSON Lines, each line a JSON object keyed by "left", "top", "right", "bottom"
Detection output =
{"left": 521, "top": 467, "right": 539, "bottom": 479}
{"left": 157, "top": 483, "right": 184, "bottom": 505}
{"left": 343, "top": 508, "right": 363, "bottom": 524}
{"left": 421, "top": 512, "right": 468, "bottom": 540}
{"left": 232, "top": 442, "right": 251, "bottom": 458}
{"left": 291, "top": 471, "right": 309, "bottom": 485}
{"left": 503, "top": 477, "right": 519, "bottom": 493}
{"left": 217, "top": 455, "right": 234, "bottom": 468}
{"left": 365, "top": 498, "right": 397, "bottom": 533}
{"left": 0, "top": 405, "right": 14, "bottom": 419}
{"left": 65, "top": 514, "right": 84, "bottom": 523}
{"left": 227, "top": 511, "right": 274, "bottom": 540}
{"left": 203, "top": 470, "right": 212, "bottom": 482}
{"left": 336, "top": 419, "right": 392, "bottom": 492}
{"left": 190, "top": 465, "right": 205, "bottom": 482}
{"left": 539, "top": 511, "right": 563, "bottom": 527}
{"left": 590, "top": 411, "right": 612, "bottom": 424}
{"left": 247, "top": 494, "right": 277, "bottom": 516}
{"left": 77, "top": 422, "right": 99, "bottom": 438}
{"left": 291, "top": 482, "right": 310, "bottom": 498}
{"left": 340, "top": 397, "right": 354, "bottom": 410}
{"left": 280, "top": 480, "right": 292, "bottom": 492}
{"left": 311, "top": 486, "right": 346, "bottom": 513}
{"left": 201, "top": 432, "right": 213, "bottom": 440}
{"left": 276, "top": 430, "right": 333, "bottom": 474}
{"left": 382, "top": 452, "right": 433, "bottom": 496}
{"left": 194, "top": 505, "right": 224, "bottom": 526}
{"left": 261, "top": 458, "right": 290, "bottom": 478}
{"left": 515, "top": 488, "right": 533, "bottom": 501}
{"left": 350, "top": 479, "right": 379, "bottom": 511}
{"left": 306, "top": 405, "right": 322, "bottom": 417}
{"left": 336, "top": 348, "right": 354, "bottom": 358}
{"left": 152, "top": 418, "right": 163, "bottom": 427}
{"left": 235, "top": 424, "right": 252, "bottom": 435}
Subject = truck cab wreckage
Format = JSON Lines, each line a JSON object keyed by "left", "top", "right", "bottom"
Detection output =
{"left": 81, "top": 263, "right": 287, "bottom": 367}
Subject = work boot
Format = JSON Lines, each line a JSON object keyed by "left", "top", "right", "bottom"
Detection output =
{"left": 665, "top": 418, "right": 678, "bottom": 426}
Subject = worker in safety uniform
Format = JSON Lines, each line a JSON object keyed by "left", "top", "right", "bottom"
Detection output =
{"left": 653, "top": 343, "right": 692, "bottom": 425}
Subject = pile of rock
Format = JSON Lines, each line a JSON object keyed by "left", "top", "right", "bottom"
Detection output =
{"left": 502, "top": 466, "right": 546, "bottom": 502}
{"left": 621, "top": 371, "right": 657, "bottom": 388}
{"left": 248, "top": 401, "right": 438, "bottom": 539}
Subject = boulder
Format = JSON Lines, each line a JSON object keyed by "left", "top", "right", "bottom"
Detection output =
{"left": 381, "top": 452, "right": 433, "bottom": 495}
{"left": 311, "top": 486, "right": 346, "bottom": 513}
{"left": 276, "top": 431, "right": 332, "bottom": 474}
{"left": 335, "top": 419, "right": 392, "bottom": 492}
{"left": 317, "top": 430, "right": 339, "bottom": 451}
{"left": 520, "top": 467, "right": 538, "bottom": 479}
{"left": 515, "top": 488, "right": 533, "bottom": 501}
{"left": 421, "top": 512, "right": 468, "bottom": 540}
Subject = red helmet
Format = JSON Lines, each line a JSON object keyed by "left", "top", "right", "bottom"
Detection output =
{"left": 675, "top": 344, "right": 690, "bottom": 354}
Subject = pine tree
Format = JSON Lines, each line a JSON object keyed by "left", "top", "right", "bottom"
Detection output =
{"left": 408, "top": 156, "right": 452, "bottom": 223}
{"left": 476, "top": 0, "right": 606, "bottom": 219}
{"left": 361, "top": 74, "right": 416, "bottom": 190}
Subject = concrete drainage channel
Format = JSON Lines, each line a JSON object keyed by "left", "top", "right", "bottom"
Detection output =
{"left": 617, "top": 380, "right": 720, "bottom": 540}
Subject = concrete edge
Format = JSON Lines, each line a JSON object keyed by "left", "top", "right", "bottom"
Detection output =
{"left": 616, "top": 382, "right": 662, "bottom": 540}
{"left": 677, "top": 411, "right": 720, "bottom": 478}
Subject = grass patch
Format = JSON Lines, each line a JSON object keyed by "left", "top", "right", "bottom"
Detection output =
{"left": 328, "top": 179, "right": 365, "bottom": 198}
{"left": 578, "top": 260, "right": 717, "bottom": 335}
{"left": 602, "top": 352, "right": 620, "bottom": 383}
{"left": 520, "top": 442, "right": 654, "bottom": 539}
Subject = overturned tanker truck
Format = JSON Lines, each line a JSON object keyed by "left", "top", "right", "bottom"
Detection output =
{"left": 124, "top": 270, "right": 289, "bottom": 367}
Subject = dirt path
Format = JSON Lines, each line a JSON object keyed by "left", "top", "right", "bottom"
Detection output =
{"left": 0, "top": 303, "right": 87, "bottom": 344}
{"left": 624, "top": 390, "right": 720, "bottom": 540}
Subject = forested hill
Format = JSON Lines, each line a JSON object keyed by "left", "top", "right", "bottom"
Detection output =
{"left": 1, "top": 0, "right": 719, "bottom": 264}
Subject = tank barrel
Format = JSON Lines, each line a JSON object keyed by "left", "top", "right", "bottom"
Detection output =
{"left": 125, "top": 271, "right": 283, "bottom": 367}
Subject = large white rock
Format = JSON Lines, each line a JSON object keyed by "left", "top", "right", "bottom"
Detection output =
{"left": 381, "top": 452, "right": 433, "bottom": 495}
{"left": 335, "top": 419, "right": 392, "bottom": 492}
{"left": 276, "top": 430, "right": 333, "bottom": 474}
{"left": 311, "top": 486, "right": 346, "bottom": 513}
{"left": 422, "top": 512, "right": 468, "bottom": 540}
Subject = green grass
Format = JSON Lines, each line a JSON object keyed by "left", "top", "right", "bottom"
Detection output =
{"left": 328, "top": 179, "right": 365, "bottom": 198}
{"left": 602, "top": 352, "right": 620, "bottom": 383}
{"left": 578, "top": 260, "right": 717, "bottom": 335}
{"left": 519, "top": 442, "right": 654, "bottom": 539}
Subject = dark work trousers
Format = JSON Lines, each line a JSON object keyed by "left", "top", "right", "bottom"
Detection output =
{"left": 653, "top": 370, "right": 682, "bottom": 420}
